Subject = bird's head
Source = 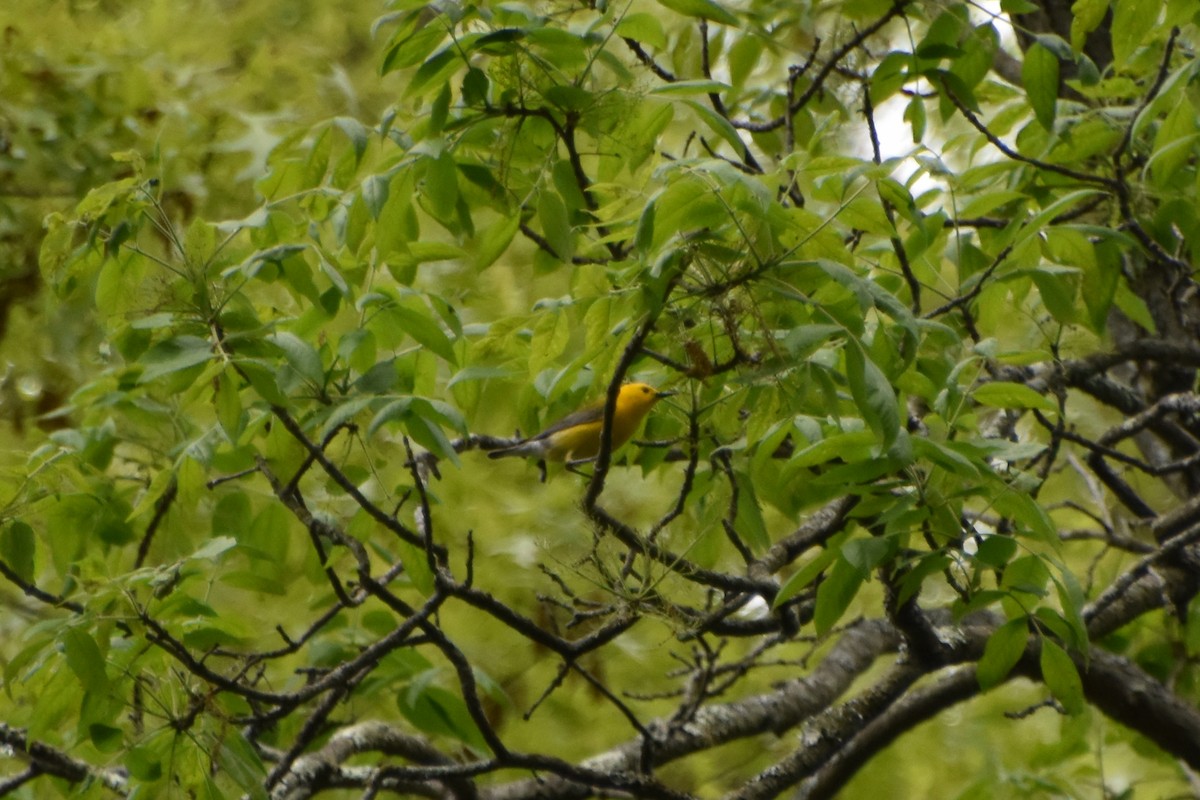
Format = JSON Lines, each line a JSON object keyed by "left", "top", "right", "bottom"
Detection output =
{"left": 617, "top": 382, "right": 675, "bottom": 416}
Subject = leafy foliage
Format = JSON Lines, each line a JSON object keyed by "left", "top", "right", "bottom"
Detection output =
{"left": 3, "top": 0, "right": 1200, "bottom": 798}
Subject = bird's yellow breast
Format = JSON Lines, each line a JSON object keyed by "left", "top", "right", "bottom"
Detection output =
{"left": 488, "top": 382, "right": 668, "bottom": 463}
{"left": 540, "top": 383, "right": 663, "bottom": 461}
{"left": 542, "top": 410, "right": 644, "bottom": 462}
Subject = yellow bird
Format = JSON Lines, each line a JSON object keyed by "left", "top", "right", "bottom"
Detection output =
{"left": 488, "top": 382, "right": 674, "bottom": 464}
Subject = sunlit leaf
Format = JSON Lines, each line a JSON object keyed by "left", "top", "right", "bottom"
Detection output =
{"left": 972, "top": 381, "right": 1057, "bottom": 412}
{"left": 655, "top": 0, "right": 738, "bottom": 26}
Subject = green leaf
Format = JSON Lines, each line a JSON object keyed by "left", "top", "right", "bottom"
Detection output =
{"left": 423, "top": 150, "right": 459, "bottom": 222}
{"left": 904, "top": 94, "right": 927, "bottom": 143}
{"left": 973, "top": 534, "right": 1018, "bottom": 569}
{"left": 844, "top": 340, "right": 900, "bottom": 448}
{"left": 184, "top": 218, "right": 217, "bottom": 271}
{"left": 897, "top": 552, "right": 952, "bottom": 607}
{"left": 1032, "top": 34, "right": 1075, "bottom": 62}
{"left": 543, "top": 85, "right": 593, "bottom": 113}
{"left": 1150, "top": 100, "right": 1199, "bottom": 188}
{"left": 401, "top": 242, "right": 468, "bottom": 265}
{"left": 362, "top": 173, "right": 390, "bottom": 219}
{"left": 1, "top": 521, "right": 35, "bottom": 582}
{"left": 1053, "top": 570, "right": 1089, "bottom": 651}
{"left": 728, "top": 34, "right": 763, "bottom": 88}
{"left": 238, "top": 360, "right": 289, "bottom": 405}
{"left": 429, "top": 83, "right": 451, "bottom": 135}
{"left": 334, "top": 116, "right": 369, "bottom": 163}
{"left": 226, "top": 244, "right": 306, "bottom": 282}
{"left": 221, "top": 570, "right": 287, "bottom": 595}
{"left": 405, "top": 411, "right": 460, "bottom": 464}
{"left": 654, "top": 0, "right": 738, "bottom": 26}
{"left": 650, "top": 80, "right": 732, "bottom": 96}
{"left": 809, "top": 259, "right": 917, "bottom": 340}
{"left": 191, "top": 536, "right": 238, "bottom": 561}
{"left": 1113, "top": 278, "right": 1157, "bottom": 333}
{"left": 526, "top": 28, "right": 593, "bottom": 70}
{"left": 813, "top": 555, "right": 864, "bottom": 635}
{"left": 789, "top": 430, "right": 879, "bottom": 468}
{"left": 683, "top": 99, "right": 746, "bottom": 156}
{"left": 977, "top": 617, "right": 1029, "bottom": 689}
{"left": 127, "top": 468, "right": 178, "bottom": 523}
{"left": 218, "top": 729, "right": 268, "bottom": 792}
{"left": 320, "top": 396, "right": 375, "bottom": 439}
{"left": 994, "top": 492, "right": 1058, "bottom": 545}
{"left": 462, "top": 67, "right": 489, "bottom": 106}
{"left": 1082, "top": 249, "right": 1120, "bottom": 333}
{"left": 635, "top": 196, "right": 657, "bottom": 256}
{"left": 972, "top": 381, "right": 1057, "bottom": 412}
{"left": 810, "top": 456, "right": 907, "bottom": 487}
{"left": 74, "top": 177, "right": 139, "bottom": 221}
{"left": 268, "top": 332, "right": 325, "bottom": 386}
{"left": 1187, "top": 598, "right": 1200, "bottom": 657}
{"left": 774, "top": 537, "right": 843, "bottom": 609}
{"left": 139, "top": 336, "right": 213, "bottom": 383}
{"left": 838, "top": 197, "right": 894, "bottom": 237}
{"left": 472, "top": 28, "right": 526, "bottom": 52}
{"left": 615, "top": 13, "right": 667, "bottom": 50}
{"left": 126, "top": 745, "right": 163, "bottom": 781}
{"left": 213, "top": 492, "right": 252, "bottom": 539}
{"left": 215, "top": 370, "right": 244, "bottom": 441}
{"left": 63, "top": 628, "right": 109, "bottom": 694}
{"left": 734, "top": 471, "right": 770, "bottom": 551}
{"left": 912, "top": 437, "right": 983, "bottom": 477}
{"left": 1040, "top": 640, "right": 1084, "bottom": 714}
{"left": 1031, "top": 269, "right": 1081, "bottom": 325}
{"left": 368, "top": 397, "right": 411, "bottom": 437}
{"left": 1023, "top": 42, "right": 1059, "bottom": 130}
{"left": 1002, "top": 554, "right": 1052, "bottom": 600}
{"left": 952, "top": 23, "right": 998, "bottom": 90}
{"left": 1111, "top": 0, "right": 1156, "bottom": 66}
{"left": 1069, "top": 0, "right": 1110, "bottom": 51}
{"left": 89, "top": 723, "right": 124, "bottom": 753}
{"left": 537, "top": 188, "right": 573, "bottom": 262}
{"left": 876, "top": 178, "right": 919, "bottom": 224}
{"left": 1005, "top": 190, "right": 1103, "bottom": 256}
{"left": 959, "top": 190, "right": 1028, "bottom": 219}
{"left": 447, "top": 366, "right": 514, "bottom": 388}
{"left": 474, "top": 214, "right": 520, "bottom": 271}
{"left": 842, "top": 536, "right": 894, "bottom": 575}
{"left": 391, "top": 304, "right": 457, "bottom": 364}
{"left": 404, "top": 46, "right": 462, "bottom": 99}
{"left": 400, "top": 674, "right": 489, "bottom": 753}
{"left": 383, "top": 25, "right": 446, "bottom": 75}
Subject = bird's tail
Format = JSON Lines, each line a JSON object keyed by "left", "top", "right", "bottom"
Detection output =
{"left": 488, "top": 441, "right": 538, "bottom": 459}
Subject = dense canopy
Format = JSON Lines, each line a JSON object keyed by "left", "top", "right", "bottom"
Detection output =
{"left": 3, "top": 0, "right": 1200, "bottom": 798}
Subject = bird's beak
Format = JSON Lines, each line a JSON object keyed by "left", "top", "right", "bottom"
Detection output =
{"left": 656, "top": 390, "right": 678, "bottom": 399}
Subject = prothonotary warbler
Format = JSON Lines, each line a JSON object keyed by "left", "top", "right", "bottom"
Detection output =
{"left": 488, "top": 383, "right": 674, "bottom": 464}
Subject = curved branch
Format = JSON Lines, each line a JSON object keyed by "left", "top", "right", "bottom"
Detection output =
{"left": 483, "top": 619, "right": 898, "bottom": 800}
{"left": 0, "top": 723, "right": 128, "bottom": 796}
